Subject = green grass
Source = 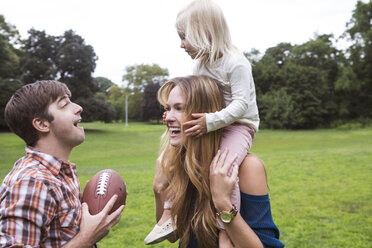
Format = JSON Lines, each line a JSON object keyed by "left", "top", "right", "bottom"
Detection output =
{"left": 0, "top": 122, "right": 371, "bottom": 248}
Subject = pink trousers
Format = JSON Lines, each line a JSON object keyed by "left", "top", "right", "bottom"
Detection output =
{"left": 216, "top": 124, "right": 255, "bottom": 228}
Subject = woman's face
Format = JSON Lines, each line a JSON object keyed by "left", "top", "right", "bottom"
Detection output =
{"left": 165, "top": 85, "right": 187, "bottom": 147}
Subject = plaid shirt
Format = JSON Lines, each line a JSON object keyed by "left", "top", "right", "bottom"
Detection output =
{"left": 0, "top": 147, "right": 82, "bottom": 248}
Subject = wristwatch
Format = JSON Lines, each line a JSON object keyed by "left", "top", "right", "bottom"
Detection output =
{"left": 217, "top": 204, "right": 238, "bottom": 223}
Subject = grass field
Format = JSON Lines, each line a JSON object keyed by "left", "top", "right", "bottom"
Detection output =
{"left": 0, "top": 122, "right": 371, "bottom": 248}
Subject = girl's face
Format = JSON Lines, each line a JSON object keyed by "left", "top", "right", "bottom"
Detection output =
{"left": 165, "top": 85, "right": 187, "bottom": 147}
{"left": 178, "top": 30, "right": 198, "bottom": 59}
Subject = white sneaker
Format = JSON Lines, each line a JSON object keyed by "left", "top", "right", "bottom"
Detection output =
{"left": 144, "top": 218, "right": 177, "bottom": 245}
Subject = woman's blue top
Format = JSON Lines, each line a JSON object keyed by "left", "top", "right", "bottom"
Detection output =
{"left": 182, "top": 192, "right": 285, "bottom": 248}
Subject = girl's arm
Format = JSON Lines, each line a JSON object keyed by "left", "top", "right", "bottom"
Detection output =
{"left": 154, "top": 189, "right": 165, "bottom": 223}
{"left": 206, "top": 62, "right": 256, "bottom": 133}
{"left": 210, "top": 151, "right": 277, "bottom": 248}
{"left": 185, "top": 57, "right": 258, "bottom": 136}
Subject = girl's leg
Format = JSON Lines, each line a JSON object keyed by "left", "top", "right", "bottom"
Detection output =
{"left": 145, "top": 153, "right": 177, "bottom": 245}
{"left": 157, "top": 209, "right": 172, "bottom": 225}
{"left": 144, "top": 196, "right": 177, "bottom": 245}
{"left": 158, "top": 197, "right": 173, "bottom": 225}
{"left": 217, "top": 124, "right": 255, "bottom": 228}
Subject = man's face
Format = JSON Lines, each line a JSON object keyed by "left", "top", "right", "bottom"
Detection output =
{"left": 47, "top": 94, "right": 85, "bottom": 149}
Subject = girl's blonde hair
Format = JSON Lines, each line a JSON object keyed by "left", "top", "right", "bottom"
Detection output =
{"left": 176, "top": 0, "right": 235, "bottom": 67}
{"left": 157, "top": 75, "right": 226, "bottom": 248}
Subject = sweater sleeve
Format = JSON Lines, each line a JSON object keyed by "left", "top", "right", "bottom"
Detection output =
{"left": 240, "top": 192, "right": 285, "bottom": 248}
{"left": 205, "top": 59, "right": 257, "bottom": 132}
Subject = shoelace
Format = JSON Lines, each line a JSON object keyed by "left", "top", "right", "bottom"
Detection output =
{"left": 97, "top": 172, "right": 110, "bottom": 195}
{"left": 162, "top": 222, "right": 173, "bottom": 231}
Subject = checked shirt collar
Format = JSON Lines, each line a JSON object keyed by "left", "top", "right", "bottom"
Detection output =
{"left": 25, "top": 146, "right": 76, "bottom": 177}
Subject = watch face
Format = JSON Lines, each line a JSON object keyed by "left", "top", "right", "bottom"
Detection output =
{"left": 220, "top": 212, "right": 232, "bottom": 223}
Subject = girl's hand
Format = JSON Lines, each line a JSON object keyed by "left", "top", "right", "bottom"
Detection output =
{"left": 162, "top": 111, "right": 167, "bottom": 125}
{"left": 183, "top": 113, "right": 207, "bottom": 137}
{"left": 209, "top": 149, "right": 238, "bottom": 212}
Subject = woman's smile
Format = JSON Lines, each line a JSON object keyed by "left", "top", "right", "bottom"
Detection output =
{"left": 169, "top": 126, "right": 181, "bottom": 137}
{"left": 165, "top": 86, "right": 187, "bottom": 146}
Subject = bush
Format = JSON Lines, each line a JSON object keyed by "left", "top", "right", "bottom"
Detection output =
{"left": 258, "top": 88, "right": 294, "bottom": 129}
{"left": 0, "top": 78, "right": 23, "bottom": 131}
{"left": 75, "top": 96, "right": 116, "bottom": 123}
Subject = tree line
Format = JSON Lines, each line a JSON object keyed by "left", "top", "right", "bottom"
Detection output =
{"left": 0, "top": 1, "right": 371, "bottom": 130}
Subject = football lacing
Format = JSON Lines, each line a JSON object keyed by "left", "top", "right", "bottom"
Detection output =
{"left": 97, "top": 172, "right": 110, "bottom": 195}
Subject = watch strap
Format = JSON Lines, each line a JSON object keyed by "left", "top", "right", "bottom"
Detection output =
{"left": 217, "top": 204, "right": 238, "bottom": 223}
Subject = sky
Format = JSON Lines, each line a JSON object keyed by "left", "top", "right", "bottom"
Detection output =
{"left": 1, "top": 0, "right": 359, "bottom": 86}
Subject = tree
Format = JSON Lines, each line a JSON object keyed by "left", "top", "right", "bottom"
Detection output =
{"left": 334, "top": 65, "right": 360, "bottom": 119}
{"left": 252, "top": 35, "right": 343, "bottom": 129}
{"left": 94, "top": 76, "right": 115, "bottom": 94}
{"left": 107, "top": 85, "right": 126, "bottom": 121}
{"left": 0, "top": 15, "right": 22, "bottom": 45}
{"left": 252, "top": 43, "right": 293, "bottom": 95}
{"left": 0, "top": 78, "right": 22, "bottom": 130}
{"left": 21, "top": 29, "right": 98, "bottom": 99}
{"left": 122, "top": 64, "right": 168, "bottom": 120}
{"left": 19, "top": 29, "right": 115, "bottom": 122}
{"left": 289, "top": 34, "right": 342, "bottom": 126}
{"left": 279, "top": 62, "right": 329, "bottom": 128}
{"left": 75, "top": 96, "right": 116, "bottom": 123}
{"left": 123, "top": 64, "right": 168, "bottom": 92}
{"left": 0, "top": 15, "right": 22, "bottom": 130}
{"left": 243, "top": 48, "right": 261, "bottom": 66}
{"left": 259, "top": 88, "right": 294, "bottom": 129}
{"left": 56, "top": 30, "right": 115, "bottom": 122}
{"left": 57, "top": 30, "right": 98, "bottom": 99}
{"left": 0, "top": 15, "right": 21, "bottom": 80}
{"left": 141, "top": 82, "right": 163, "bottom": 122}
{"left": 343, "top": 0, "right": 372, "bottom": 119}
{"left": 20, "top": 29, "right": 59, "bottom": 83}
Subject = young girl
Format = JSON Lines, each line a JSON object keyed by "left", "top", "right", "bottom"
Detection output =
{"left": 145, "top": 0, "right": 259, "bottom": 246}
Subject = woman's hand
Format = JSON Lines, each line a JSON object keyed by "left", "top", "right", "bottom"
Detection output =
{"left": 183, "top": 113, "right": 207, "bottom": 137}
{"left": 209, "top": 149, "right": 238, "bottom": 212}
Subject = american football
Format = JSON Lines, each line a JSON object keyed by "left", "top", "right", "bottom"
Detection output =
{"left": 82, "top": 169, "right": 127, "bottom": 215}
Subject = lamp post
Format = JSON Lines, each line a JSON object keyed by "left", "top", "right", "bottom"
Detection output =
{"left": 125, "top": 92, "right": 134, "bottom": 126}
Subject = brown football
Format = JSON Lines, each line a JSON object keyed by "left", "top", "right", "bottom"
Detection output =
{"left": 82, "top": 169, "right": 127, "bottom": 215}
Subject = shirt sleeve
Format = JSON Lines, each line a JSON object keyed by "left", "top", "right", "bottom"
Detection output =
{"left": 0, "top": 177, "right": 57, "bottom": 247}
{"left": 206, "top": 62, "right": 255, "bottom": 132}
{"left": 240, "top": 192, "right": 285, "bottom": 248}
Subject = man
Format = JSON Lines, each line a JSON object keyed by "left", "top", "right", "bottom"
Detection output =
{"left": 0, "top": 80, "right": 124, "bottom": 247}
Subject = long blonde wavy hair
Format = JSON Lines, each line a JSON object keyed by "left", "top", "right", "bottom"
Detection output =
{"left": 176, "top": 0, "right": 236, "bottom": 68}
{"left": 157, "top": 75, "right": 226, "bottom": 248}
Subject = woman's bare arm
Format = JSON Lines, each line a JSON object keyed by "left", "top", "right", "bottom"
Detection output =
{"left": 210, "top": 151, "right": 266, "bottom": 248}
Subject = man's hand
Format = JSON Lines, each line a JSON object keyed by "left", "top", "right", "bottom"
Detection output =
{"left": 65, "top": 195, "right": 124, "bottom": 248}
{"left": 183, "top": 113, "right": 207, "bottom": 137}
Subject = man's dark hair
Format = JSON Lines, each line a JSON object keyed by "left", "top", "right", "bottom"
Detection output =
{"left": 5, "top": 80, "right": 71, "bottom": 146}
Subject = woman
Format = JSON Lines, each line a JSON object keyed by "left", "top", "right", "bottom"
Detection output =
{"left": 151, "top": 75, "right": 284, "bottom": 248}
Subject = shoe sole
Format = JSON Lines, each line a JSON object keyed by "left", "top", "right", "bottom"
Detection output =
{"left": 145, "top": 230, "right": 176, "bottom": 245}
